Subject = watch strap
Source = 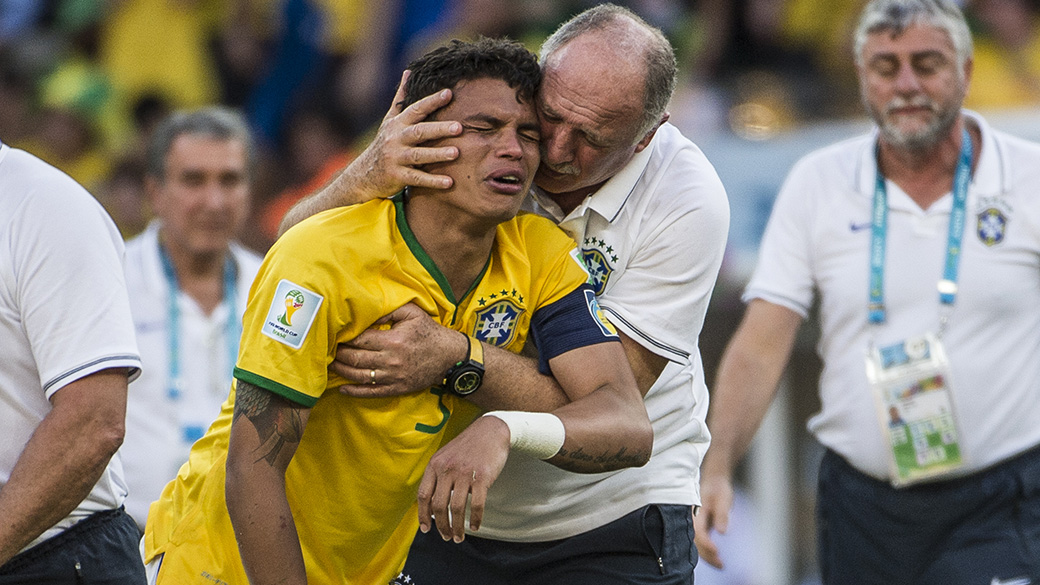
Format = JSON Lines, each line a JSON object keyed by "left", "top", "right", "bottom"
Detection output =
{"left": 466, "top": 335, "right": 484, "bottom": 367}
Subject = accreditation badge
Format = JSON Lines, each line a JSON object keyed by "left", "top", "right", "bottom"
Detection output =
{"left": 865, "top": 333, "right": 964, "bottom": 487}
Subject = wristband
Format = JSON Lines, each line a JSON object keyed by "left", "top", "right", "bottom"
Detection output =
{"left": 483, "top": 411, "right": 565, "bottom": 460}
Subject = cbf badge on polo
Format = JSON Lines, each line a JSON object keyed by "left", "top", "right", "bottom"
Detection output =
{"left": 864, "top": 128, "right": 973, "bottom": 487}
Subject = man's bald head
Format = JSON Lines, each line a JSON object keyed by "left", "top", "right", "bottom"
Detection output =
{"left": 540, "top": 4, "right": 676, "bottom": 137}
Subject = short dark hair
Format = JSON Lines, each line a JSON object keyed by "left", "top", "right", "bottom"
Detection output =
{"left": 403, "top": 37, "right": 541, "bottom": 109}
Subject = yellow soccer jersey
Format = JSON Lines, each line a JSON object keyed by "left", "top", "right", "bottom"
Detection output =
{"left": 144, "top": 195, "right": 593, "bottom": 584}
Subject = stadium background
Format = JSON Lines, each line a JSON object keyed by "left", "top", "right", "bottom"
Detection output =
{"left": 2, "top": 1, "right": 1038, "bottom": 583}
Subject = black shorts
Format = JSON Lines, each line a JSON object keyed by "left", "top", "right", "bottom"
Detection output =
{"left": 0, "top": 507, "right": 146, "bottom": 585}
{"left": 393, "top": 504, "right": 697, "bottom": 585}
{"left": 818, "top": 446, "right": 1040, "bottom": 585}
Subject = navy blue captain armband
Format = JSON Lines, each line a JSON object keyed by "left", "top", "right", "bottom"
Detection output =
{"left": 529, "top": 284, "right": 620, "bottom": 375}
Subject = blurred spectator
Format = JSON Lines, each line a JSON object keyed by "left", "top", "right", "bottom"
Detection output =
{"left": 15, "top": 2, "right": 129, "bottom": 189}
{"left": 211, "top": 0, "right": 272, "bottom": 109}
{"left": 0, "top": 62, "right": 34, "bottom": 147}
{"left": 121, "top": 106, "right": 262, "bottom": 530}
{"left": 380, "top": 0, "right": 449, "bottom": 74}
{"left": 779, "top": 0, "right": 865, "bottom": 95}
{"left": 99, "top": 0, "right": 223, "bottom": 110}
{"left": 0, "top": 0, "right": 46, "bottom": 46}
{"left": 688, "top": 0, "right": 864, "bottom": 135}
{"left": 687, "top": 0, "right": 809, "bottom": 138}
{"left": 20, "top": 73, "right": 112, "bottom": 191}
{"left": 405, "top": 0, "right": 525, "bottom": 46}
{"left": 317, "top": 0, "right": 400, "bottom": 133}
{"left": 964, "top": 0, "right": 1040, "bottom": 109}
{"left": 127, "top": 92, "right": 174, "bottom": 157}
{"left": 253, "top": 106, "right": 354, "bottom": 249}
{"left": 245, "top": 0, "right": 403, "bottom": 148}
{"left": 397, "top": 0, "right": 534, "bottom": 64}
{"left": 95, "top": 156, "right": 150, "bottom": 238}
{"left": 242, "top": 0, "right": 327, "bottom": 147}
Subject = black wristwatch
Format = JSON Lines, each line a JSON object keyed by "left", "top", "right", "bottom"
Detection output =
{"left": 441, "top": 335, "right": 485, "bottom": 396}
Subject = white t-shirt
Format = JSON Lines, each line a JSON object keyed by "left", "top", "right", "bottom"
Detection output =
{"left": 746, "top": 112, "right": 1040, "bottom": 480}
{"left": 121, "top": 221, "right": 262, "bottom": 528}
{"left": 478, "top": 122, "right": 730, "bottom": 541}
{"left": 0, "top": 144, "right": 141, "bottom": 550}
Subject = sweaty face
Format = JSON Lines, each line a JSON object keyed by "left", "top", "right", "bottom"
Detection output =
{"left": 421, "top": 77, "right": 541, "bottom": 225}
{"left": 151, "top": 135, "right": 250, "bottom": 258}
{"left": 534, "top": 35, "right": 649, "bottom": 200}
{"left": 858, "top": 22, "right": 969, "bottom": 151}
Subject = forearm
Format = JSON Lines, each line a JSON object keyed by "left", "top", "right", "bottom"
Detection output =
{"left": 700, "top": 301, "right": 802, "bottom": 480}
{"left": 0, "top": 374, "right": 126, "bottom": 565}
{"left": 226, "top": 461, "right": 306, "bottom": 585}
{"left": 278, "top": 164, "right": 375, "bottom": 236}
{"left": 511, "top": 340, "right": 652, "bottom": 473}
{"left": 226, "top": 381, "right": 310, "bottom": 585}
{"left": 545, "top": 380, "right": 653, "bottom": 473}
{"left": 467, "top": 342, "right": 569, "bottom": 412}
{"left": 700, "top": 348, "right": 785, "bottom": 479}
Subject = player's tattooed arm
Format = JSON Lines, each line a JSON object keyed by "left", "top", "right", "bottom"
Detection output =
{"left": 554, "top": 445, "right": 650, "bottom": 472}
{"left": 227, "top": 380, "right": 312, "bottom": 585}
{"left": 232, "top": 381, "right": 309, "bottom": 469}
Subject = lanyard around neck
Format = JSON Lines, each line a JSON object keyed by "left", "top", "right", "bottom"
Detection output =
{"left": 868, "top": 127, "right": 974, "bottom": 325}
{"left": 158, "top": 243, "right": 240, "bottom": 401}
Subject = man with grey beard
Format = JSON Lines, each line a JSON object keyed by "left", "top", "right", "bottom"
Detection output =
{"left": 696, "top": 0, "right": 1040, "bottom": 583}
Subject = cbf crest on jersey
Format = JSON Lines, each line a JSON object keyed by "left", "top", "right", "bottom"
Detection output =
{"left": 581, "top": 236, "right": 618, "bottom": 295}
{"left": 473, "top": 297, "right": 524, "bottom": 347}
{"left": 976, "top": 207, "right": 1007, "bottom": 246}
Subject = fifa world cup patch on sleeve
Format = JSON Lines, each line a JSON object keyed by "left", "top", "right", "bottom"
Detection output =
{"left": 261, "top": 280, "right": 323, "bottom": 349}
{"left": 584, "top": 289, "right": 618, "bottom": 338}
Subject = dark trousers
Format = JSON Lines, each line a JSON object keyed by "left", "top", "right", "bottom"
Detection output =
{"left": 818, "top": 447, "right": 1040, "bottom": 585}
{"left": 396, "top": 504, "right": 698, "bottom": 585}
{"left": 0, "top": 507, "right": 146, "bottom": 585}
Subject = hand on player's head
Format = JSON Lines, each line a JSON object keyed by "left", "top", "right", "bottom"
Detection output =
{"left": 360, "top": 70, "right": 462, "bottom": 195}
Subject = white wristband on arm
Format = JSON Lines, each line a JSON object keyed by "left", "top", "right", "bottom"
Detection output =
{"left": 482, "top": 411, "right": 565, "bottom": 460}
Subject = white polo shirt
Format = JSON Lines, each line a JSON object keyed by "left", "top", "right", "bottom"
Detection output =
{"left": 0, "top": 144, "right": 141, "bottom": 550}
{"left": 121, "top": 221, "right": 262, "bottom": 528}
{"left": 478, "top": 122, "right": 730, "bottom": 541}
{"left": 746, "top": 112, "right": 1040, "bottom": 480}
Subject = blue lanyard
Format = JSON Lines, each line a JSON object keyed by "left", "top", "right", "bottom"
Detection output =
{"left": 158, "top": 243, "right": 240, "bottom": 402}
{"left": 868, "top": 127, "right": 973, "bottom": 324}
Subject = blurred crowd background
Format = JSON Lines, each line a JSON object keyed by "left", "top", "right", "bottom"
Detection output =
{"left": 3, "top": 0, "right": 1039, "bottom": 253}
{"left": 2, "top": 1, "right": 1039, "bottom": 583}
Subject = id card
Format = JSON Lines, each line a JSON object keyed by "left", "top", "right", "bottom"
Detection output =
{"left": 865, "top": 333, "right": 963, "bottom": 486}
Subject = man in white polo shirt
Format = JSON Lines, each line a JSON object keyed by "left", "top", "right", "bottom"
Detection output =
{"left": 697, "top": 1, "right": 1040, "bottom": 583}
{"left": 0, "top": 142, "right": 145, "bottom": 582}
{"left": 121, "top": 107, "right": 262, "bottom": 530}
{"left": 279, "top": 5, "right": 729, "bottom": 583}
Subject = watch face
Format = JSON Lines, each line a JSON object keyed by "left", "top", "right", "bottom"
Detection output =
{"left": 454, "top": 370, "right": 482, "bottom": 395}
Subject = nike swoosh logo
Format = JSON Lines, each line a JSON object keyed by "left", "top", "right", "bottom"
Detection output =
{"left": 991, "top": 577, "right": 1032, "bottom": 585}
{"left": 850, "top": 221, "right": 872, "bottom": 232}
